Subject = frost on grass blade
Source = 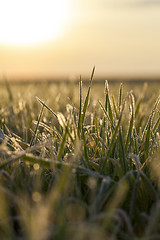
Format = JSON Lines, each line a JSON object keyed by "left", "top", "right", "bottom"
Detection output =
{"left": 57, "top": 112, "right": 67, "bottom": 129}
{"left": 0, "top": 129, "right": 5, "bottom": 144}
{"left": 36, "top": 96, "right": 57, "bottom": 118}
{"left": 81, "top": 67, "right": 95, "bottom": 126}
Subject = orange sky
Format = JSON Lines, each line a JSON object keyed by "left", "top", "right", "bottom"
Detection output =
{"left": 0, "top": 0, "right": 160, "bottom": 80}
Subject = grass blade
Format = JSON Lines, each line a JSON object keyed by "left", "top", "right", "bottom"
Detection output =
{"left": 100, "top": 102, "right": 125, "bottom": 173}
{"left": 125, "top": 93, "right": 135, "bottom": 151}
{"left": 144, "top": 121, "right": 151, "bottom": 160}
{"left": 82, "top": 128, "right": 89, "bottom": 167}
{"left": 81, "top": 67, "right": 95, "bottom": 125}
{"left": 57, "top": 129, "right": 68, "bottom": 161}
{"left": 118, "top": 83, "right": 123, "bottom": 112}
{"left": 36, "top": 96, "right": 57, "bottom": 118}
{"left": 99, "top": 100, "right": 115, "bottom": 131}
{"left": 112, "top": 95, "right": 119, "bottom": 119}
{"left": 30, "top": 104, "right": 44, "bottom": 146}
{"left": 78, "top": 76, "right": 82, "bottom": 137}
{"left": 105, "top": 80, "right": 113, "bottom": 123}
{"left": 152, "top": 116, "right": 160, "bottom": 134}
{"left": 107, "top": 102, "right": 125, "bottom": 158}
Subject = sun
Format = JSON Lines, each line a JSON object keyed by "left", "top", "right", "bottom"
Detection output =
{"left": 0, "top": 0, "right": 72, "bottom": 46}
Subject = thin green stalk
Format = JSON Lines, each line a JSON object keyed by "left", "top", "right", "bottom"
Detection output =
{"left": 36, "top": 96, "right": 57, "bottom": 118}
{"left": 30, "top": 104, "right": 44, "bottom": 146}
{"left": 105, "top": 80, "right": 113, "bottom": 123}
{"left": 125, "top": 93, "right": 135, "bottom": 151}
{"left": 57, "top": 129, "right": 68, "bottom": 161}
{"left": 78, "top": 75, "right": 82, "bottom": 138}
{"left": 81, "top": 67, "right": 95, "bottom": 126}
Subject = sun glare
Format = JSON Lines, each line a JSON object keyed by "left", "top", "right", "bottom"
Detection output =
{"left": 0, "top": 0, "right": 72, "bottom": 46}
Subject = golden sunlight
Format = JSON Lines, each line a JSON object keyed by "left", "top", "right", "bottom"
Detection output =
{"left": 0, "top": 0, "right": 72, "bottom": 46}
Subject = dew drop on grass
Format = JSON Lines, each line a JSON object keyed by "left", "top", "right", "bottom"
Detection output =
{"left": 32, "top": 192, "right": 42, "bottom": 202}
{"left": 33, "top": 163, "right": 40, "bottom": 171}
{"left": 87, "top": 177, "right": 97, "bottom": 189}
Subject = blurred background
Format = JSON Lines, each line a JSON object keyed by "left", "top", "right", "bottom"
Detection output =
{"left": 0, "top": 0, "right": 160, "bottom": 81}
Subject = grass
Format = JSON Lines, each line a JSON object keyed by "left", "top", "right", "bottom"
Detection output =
{"left": 0, "top": 70, "right": 160, "bottom": 239}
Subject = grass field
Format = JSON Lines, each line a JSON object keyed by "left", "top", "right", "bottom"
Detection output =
{"left": 0, "top": 70, "right": 160, "bottom": 240}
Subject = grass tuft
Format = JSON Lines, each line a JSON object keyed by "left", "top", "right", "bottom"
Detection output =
{"left": 0, "top": 71, "right": 160, "bottom": 239}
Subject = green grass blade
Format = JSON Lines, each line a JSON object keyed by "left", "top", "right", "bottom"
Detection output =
{"left": 119, "top": 128, "right": 127, "bottom": 173}
{"left": 99, "top": 100, "right": 115, "bottom": 130}
{"left": 140, "top": 172, "right": 157, "bottom": 201}
{"left": 89, "top": 66, "right": 95, "bottom": 84}
{"left": 125, "top": 93, "right": 135, "bottom": 151}
{"left": 100, "top": 102, "right": 125, "bottom": 173}
{"left": 82, "top": 128, "right": 89, "bottom": 167}
{"left": 81, "top": 67, "right": 95, "bottom": 126}
{"left": 142, "top": 95, "right": 160, "bottom": 142}
{"left": 107, "top": 102, "right": 125, "bottom": 158}
{"left": 78, "top": 75, "right": 82, "bottom": 137}
{"left": 57, "top": 129, "right": 68, "bottom": 161}
{"left": 118, "top": 83, "right": 123, "bottom": 112}
{"left": 135, "top": 98, "right": 142, "bottom": 117}
{"left": 133, "top": 128, "right": 139, "bottom": 155}
{"left": 30, "top": 104, "right": 44, "bottom": 146}
{"left": 36, "top": 96, "right": 57, "bottom": 118}
{"left": 105, "top": 80, "right": 113, "bottom": 123}
{"left": 152, "top": 116, "right": 160, "bottom": 134}
{"left": 144, "top": 121, "right": 151, "bottom": 160}
{"left": 94, "top": 109, "right": 99, "bottom": 138}
{"left": 112, "top": 95, "right": 119, "bottom": 119}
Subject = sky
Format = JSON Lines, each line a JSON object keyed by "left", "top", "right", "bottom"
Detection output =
{"left": 0, "top": 0, "right": 160, "bottom": 80}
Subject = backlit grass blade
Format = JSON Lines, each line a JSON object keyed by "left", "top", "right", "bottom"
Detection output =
{"left": 112, "top": 95, "right": 119, "bottom": 119}
{"left": 118, "top": 83, "right": 123, "bottom": 112}
{"left": 99, "top": 100, "right": 115, "bottom": 130}
{"left": 78, "top": 75, "right": 82, "bottom": 137}
{"left": 57, "top": 129, "right": 68, "bottom": 161}
{"left": 133, "top": 128, "right": 139, "bottom": 155}
{"left": 36, "top": 96, "right": 57, "bottom": 118}
{"left": 81, "top": 67, "right": 95, "bottom": 126}
{"left": 135, "top": 98, "right": 142, "bottom": 117}
{"left": 125, "top": 93, "right": 135, "bottom": 151}
{"left": 65, "top": 125, "right": 74, "bottom": 143}
{"left": 107, "top": 102, "right": 125, "bottom": 158}
{"left": 152, "top": 116, "right": 160, "bottom": 134}
{"left": 119, "top": 128, "right": 127, "bottom": 173}
{"left": 30, "top": 104, "right": 44, "bottom": 146}
{"left": 57, "top": 112, "right": 74, "bottom": 143}
{"left": 105, "top": 80, "right": 113, "bottom": 123}
{"left": 82, "top": 128, "right": 89, "bottom": 167}
{"left": 142, "top": 95, "right": 160, "bottom": 142}
{"left": 94, "top": 109, "right": 99, "bottom": 138}
{"left": 89, "top": 66, "right": 95, "bottom": 84}
{"left": 144, "top": 121, "right": 151, "bottom": 160}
